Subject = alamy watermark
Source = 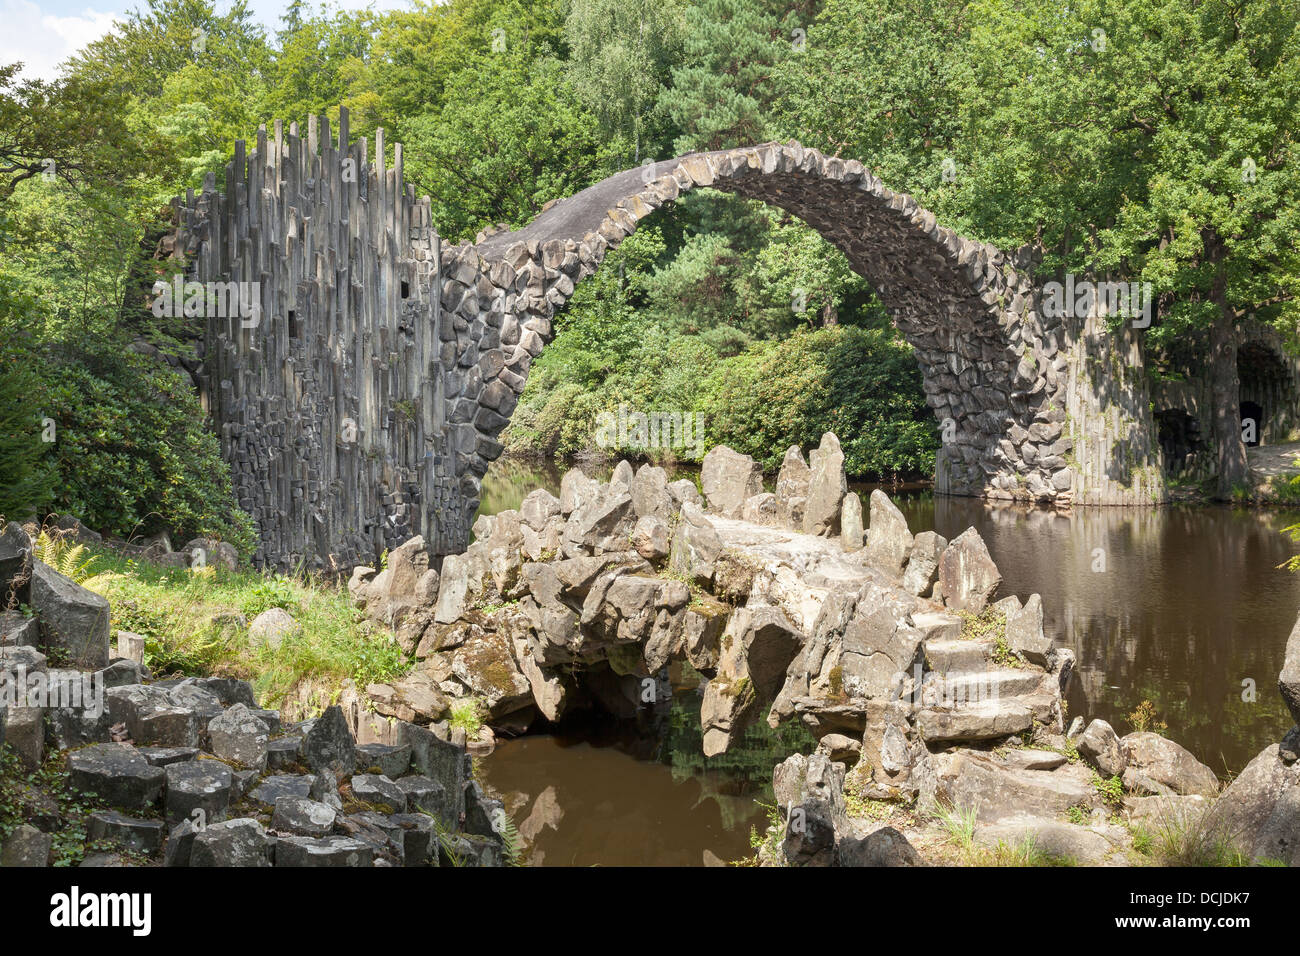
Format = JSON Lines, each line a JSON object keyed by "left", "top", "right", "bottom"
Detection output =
{"left": 594, "top": 405, "right": 706, "bottom": 457}
{"left": 1041, "top": 275, "right": 1154, "bottom": 328}
{"left": 0, "top": 666, "right": 104, "bottom": 717}
{"left": 151, "top": 276, "right": 261, "bottom": 327}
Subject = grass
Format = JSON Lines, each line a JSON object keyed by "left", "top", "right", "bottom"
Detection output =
{"left": 933, "top": 801, "right": 978, "bottom": 850}
{"left": 1129, "top": 804, "right": 1251, "bottom": 867}
{"left": 76, "top": 543, "right": 408, "bottom": 720}
{"left": 448, "top": 698, "right": 487, "bottom": 740}
{"left": 931, "top": 801, "right": 1074, "bottom": 866}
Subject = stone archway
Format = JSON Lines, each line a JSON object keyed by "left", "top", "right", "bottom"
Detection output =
{"left": 1237, "top": 338, "right": 1298, "bottom": 447}
{"left": 449, "top": 145, "right": 1074, "bottom": 531}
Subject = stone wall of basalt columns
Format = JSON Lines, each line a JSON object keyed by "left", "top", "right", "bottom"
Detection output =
{"left": 172, "top": 109, "right": 467, "bottom": 572}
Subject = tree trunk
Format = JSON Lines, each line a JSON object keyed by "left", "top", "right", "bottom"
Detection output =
{"left": 1209, "top": 310, "right": 1248, "bottom": 498}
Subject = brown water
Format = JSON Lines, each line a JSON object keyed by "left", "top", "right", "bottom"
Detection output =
{"left": 473, "top": 457, "right": 1300, "bottom": 865}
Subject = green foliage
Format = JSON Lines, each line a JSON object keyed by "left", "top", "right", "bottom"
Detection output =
{"left": 659, "top": 0, "right": 797, "bottom": 152}
{"left": 39, "top": 348, "right": 254, "bottom": 553}
{"left": 402, "top": 52, "right": 617, "bottom": 241}
{"left": 565, "top": 0, "right": 685, "bottom": 162}
{"left": 0, "top": 63, "right": 152, "bottom": 201}
{"left": 702, "top": 326, "right": 939, "bottom": 478}
{"left": 745, "top": 800, "right": 785, "bottom": 865}
{"left": 238, "top": 574, "right": 298, "bottom": 617}
{"left": 0, "top": 291, "right": 54, "bottom": 518}
{"left": 0, "top": 747, "right": 104, "bottom": 868}
{"left": 495, "top": 809, "right": 524, "bottom": 866}
{"left": 31, "top": 530, "right": 97, "bottom": 584}
{"left": 448, "top": 698, "right": 487, "bottom": 740}
{"left": 82, "top": 545, "right": 406, "bottom": 713}
{"left": 1091, "top": 772, "right": 1126, "bottom": 811}
{"left": 1126, "top": 699, "right": 1169, "bottom": 736}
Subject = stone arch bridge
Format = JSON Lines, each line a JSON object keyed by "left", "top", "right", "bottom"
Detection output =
{"left": 169, "top": 110, "right": 1164, "bottom": 571}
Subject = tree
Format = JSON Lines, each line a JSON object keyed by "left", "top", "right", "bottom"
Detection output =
{"left": 770, "top": 0, "right": 971, "bottom": 219}
{"left": 0, "top": 284, "right": 54, "bottom": 520}
{"left": 0, "top": 65, "right": 144, "bottom": 201}
{"left": 564, "top": 0, "right": 686, "bottom": 164}
{"left": 961, "top": 0, "right": 1300, "bottom": 497}
{"left": 401, "top": 53, "right": 616, "bottom": 240}
{"left": 658, "top": 0, "right": 801, "bottom": 152}
{"left": 374, "top": 0, "right": 568, "bottom": 141}
{"left": 264, "top": 8, "right": 384, "bottom": 140}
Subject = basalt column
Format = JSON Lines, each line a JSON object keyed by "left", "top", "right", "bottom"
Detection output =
{"left": 172, "top": 110, "right": 456, "bottom": 572}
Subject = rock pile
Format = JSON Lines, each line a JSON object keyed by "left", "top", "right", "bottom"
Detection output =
{"left": 0, "top": 522, "right": 503, "bottom": 867}
{"left": 350, "top": 435, "right": 1076, "bottom": 788}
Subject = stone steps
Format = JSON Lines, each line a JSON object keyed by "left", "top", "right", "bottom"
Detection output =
{"left": 923, "top": 637, "right": 994, "bottom": 673}
{"left": 920, "top": 665, "right": 1049, "bottom": 700}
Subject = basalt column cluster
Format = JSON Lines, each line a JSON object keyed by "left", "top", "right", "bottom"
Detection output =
{"left": 172, "top": 109, "right": 464, "bottom": 571}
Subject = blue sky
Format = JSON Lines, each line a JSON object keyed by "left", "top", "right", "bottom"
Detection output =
{"left": 2, "top": 0, "right": 416, "bottom": 80}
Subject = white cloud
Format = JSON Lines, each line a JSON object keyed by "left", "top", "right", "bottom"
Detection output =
{"left": 0, "top": 1, "right": 122, "bottom": 82}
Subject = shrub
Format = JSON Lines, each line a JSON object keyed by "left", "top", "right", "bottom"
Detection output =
{"left": 37, "top": 347, "right": 255, "bottom": 553}
{"left": 700, "top": 325, "right": 939, "bottom": 478}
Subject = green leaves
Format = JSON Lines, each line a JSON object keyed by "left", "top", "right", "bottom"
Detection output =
{"left": 701, "top": 326, "right": 939, "bottom": 478}
{"left": 38, "top": 348, "right": 254, "bottom": 553}
{"left": 402, "top": 52, "right": 616, "bottom": 241}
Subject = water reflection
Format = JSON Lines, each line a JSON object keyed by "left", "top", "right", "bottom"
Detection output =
{"left": 477, "top": 668, "right": 816, "bottom": 866}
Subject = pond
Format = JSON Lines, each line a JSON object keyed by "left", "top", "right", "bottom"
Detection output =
{"left": 472, "top": 456, "right": 1300, "bottom": 865}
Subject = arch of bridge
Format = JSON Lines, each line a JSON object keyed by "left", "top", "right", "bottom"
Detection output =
{"left": 442, "top": 143, "right": 1074, "bottom": 517}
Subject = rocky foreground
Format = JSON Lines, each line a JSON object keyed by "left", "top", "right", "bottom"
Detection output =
{"left": 4, "top": 431, "right": 1299, "bottom": 867}
{"left": 0, "top": 523, "right": 507, "bottom": 867}
{"left": 349, "top": 433, "right": 1300, "bottom": 867}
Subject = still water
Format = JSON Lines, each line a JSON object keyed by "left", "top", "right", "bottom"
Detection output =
{"left": 473, "top": 457, "right": 1300, "bottom": 865}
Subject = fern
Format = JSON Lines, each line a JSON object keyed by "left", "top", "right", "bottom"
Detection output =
{"left": 495, "top": 809, "right": 524, "bottom": 866}
{"left": 32, "top": 529, "right": 97, "bottom": 584}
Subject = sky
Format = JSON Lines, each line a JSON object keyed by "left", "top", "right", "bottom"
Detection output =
{"left": 0, "top": 0, "right": 415, "bottom": 81}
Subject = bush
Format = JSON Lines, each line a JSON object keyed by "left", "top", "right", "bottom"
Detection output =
{"left": 700, "top": 325, "right": 938, "bottom": 478}
{"left": 38, "top": 347, "right": 255, "bottom": 553}
{"left": 0, "top": 288, "right": 56, "bottom": 519}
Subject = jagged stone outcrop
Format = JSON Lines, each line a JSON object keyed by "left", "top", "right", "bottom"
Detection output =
{"left": 346, "top": 437, "right": 1072, "bottom": 782}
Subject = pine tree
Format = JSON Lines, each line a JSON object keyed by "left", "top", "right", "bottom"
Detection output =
{"left": 658, "top": 0, "right": 798, "bottom": 153}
